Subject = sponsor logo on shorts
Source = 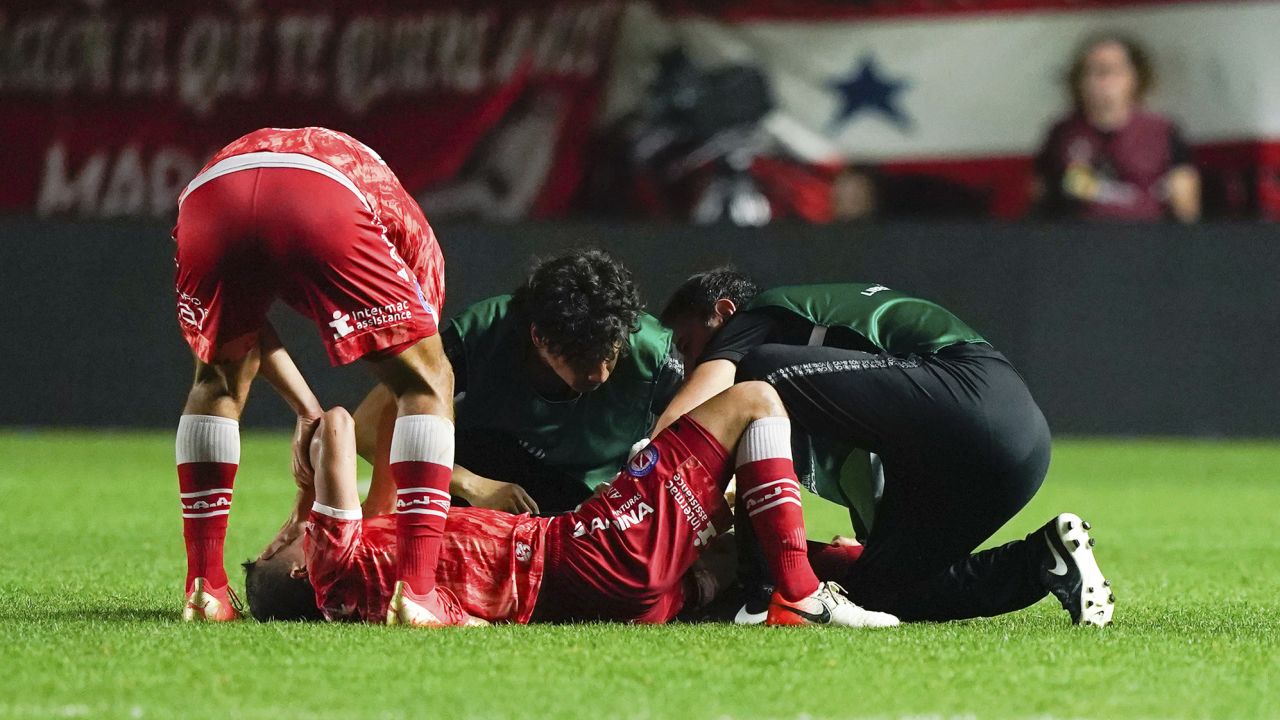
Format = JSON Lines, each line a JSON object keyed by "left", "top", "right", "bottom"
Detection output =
{"left": 177, "top": 290, "right": 208, "bottom": 331}
{"left": 329, "top": 310, "right": 354, "bottom": 338}
{"left": 329, "top": 301, "right": 415, "bottom": 340}
{"left": 628, "top": 445, "right": 659, "bottom": 477}
{"left": 666, "top": 472, "right": 718, "bottom": 547}
{"left": 515, "top": 542, "right": 532, "bottom": 563}
{"left": 572, "top": 493, "right": 654, "bottom": 538}
{"left": 860, "top": 284, "right": 890, "bottom": 297}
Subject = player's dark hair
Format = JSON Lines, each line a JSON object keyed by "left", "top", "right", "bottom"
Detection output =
{"left": 242, "top": 559, "right": 324, "bottom": 622}
{"left": 511, "top": 249, "right": 642, "bottom": 368}
{"left": 660, "top": 267, "right": 760, "bottom": 326}
{"left": 1068, "top": 33, "right": 1154, "bottom": 111}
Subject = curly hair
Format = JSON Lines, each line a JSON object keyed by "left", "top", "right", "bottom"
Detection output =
{"left": 660, "top": 267, "right": 760, "bottom": 326}
{"left": 511, "top": 249, "right": 642, "bottom": 368}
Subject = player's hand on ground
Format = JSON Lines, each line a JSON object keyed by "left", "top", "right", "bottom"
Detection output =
{"left": 464, "top": 476, "right": 540, "bottom": 515}
{"left": 291, "top": 413, "right": 322, "bottom": 489}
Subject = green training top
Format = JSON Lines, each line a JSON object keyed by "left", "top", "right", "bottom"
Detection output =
{"left": 746, "top": 283, "right": 986, "bottom": 356}
{"left": 702, "top": 282, "right": 986, "bottom": 536}
{"left": 445, "top": 295, "right": 683, "bottom": 491}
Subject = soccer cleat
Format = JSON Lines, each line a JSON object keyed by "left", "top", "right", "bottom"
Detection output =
{"left": 1037, "top": 512, "right": 1115, "bottom": 627}
{"left": 181, "top": 577, "right": 242, "bottom": 622}
{"left": 386, "top": 582, "right": 488, "bottom": 627}
{"left": 765, "top": 581, "right": 899, "bottom": 628}
{"left": 733, "top": 582, "right": 774, "bottom": 625}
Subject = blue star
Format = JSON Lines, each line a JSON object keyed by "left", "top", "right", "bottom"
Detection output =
{"left": 829, "top": 55, "right": 912, "bottom": 131}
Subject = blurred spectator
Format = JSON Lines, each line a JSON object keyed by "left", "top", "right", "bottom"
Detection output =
{"left": 1033, "top": 34, "right": 1200, "bottom": 222}
{"left": 830, "top": 166, "right": 880, "bottom": 222}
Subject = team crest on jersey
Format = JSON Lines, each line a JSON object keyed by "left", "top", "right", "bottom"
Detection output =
{"left": 628, "top": 445, "right": 660, "bottom": 477}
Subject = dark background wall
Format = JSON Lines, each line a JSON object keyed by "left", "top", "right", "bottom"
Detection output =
{"left": 1, "top": 218, "right": 1275, "bottom": 435}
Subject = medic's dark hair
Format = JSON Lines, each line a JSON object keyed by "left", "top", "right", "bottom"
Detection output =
{"left": 660, "top": 267, "right": 760, "bottom": 326}
{"left": 512, "top": 249, "right": 642, "bottom": 368}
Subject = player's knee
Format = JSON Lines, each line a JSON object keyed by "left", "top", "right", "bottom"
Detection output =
{"left": 730, "top": 380, "right": 786, "bottom": 420}
{"left": 319, "top": 407, "right": 354, "bottom": 438}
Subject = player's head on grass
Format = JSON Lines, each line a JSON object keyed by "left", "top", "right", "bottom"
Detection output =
{"left": 241, "top": 542, "right": 323, "bottom": 622}
{"left": 661, "top": 267, "right": 759, "bottom": 362}
{"left": 513, "top": 248, "right": 642, "bottom": 395}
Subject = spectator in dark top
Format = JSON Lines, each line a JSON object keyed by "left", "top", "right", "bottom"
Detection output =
{"left": 1033, "top": 34, "right": 1200, "bottom": 222}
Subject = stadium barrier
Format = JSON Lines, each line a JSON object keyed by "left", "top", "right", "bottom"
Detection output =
{"left": 2, "top": 218, "right": 1275, "bottom": 436}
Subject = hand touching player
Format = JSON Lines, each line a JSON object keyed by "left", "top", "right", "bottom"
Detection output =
{"left": 291, "top": 413, "right": 321, "bottom": 488}
{"left": 260, "top": 417, "right": 321, "bottom": 560}
{"left": 452, "top": 466, "right": 540, "bottom": 515}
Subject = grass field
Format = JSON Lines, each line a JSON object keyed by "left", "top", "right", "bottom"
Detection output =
{"left": 1, "top": 432, "right": 1277, "bottom": 720}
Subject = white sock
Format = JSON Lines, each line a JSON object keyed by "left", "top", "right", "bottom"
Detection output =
{"left": 389, "top": 415, "right": 455, "bottom": 465}
{"left": 176, "top": 415, "right": 240, "bottom": 464}
{"left": 736, "top": 417, "right": 792, "bottom": 468}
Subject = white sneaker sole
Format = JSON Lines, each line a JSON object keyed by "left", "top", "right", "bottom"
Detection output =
{"left": 733, "top": 604, "right": 768, "bottom": 625}
{"left": 1054, "top": 513, "right": 1115, "bottom": 627}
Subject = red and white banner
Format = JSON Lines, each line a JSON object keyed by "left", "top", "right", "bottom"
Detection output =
{"left": 0, "top": 1, "right": 622, "bottom": 219}
{"left": 604, "top": 0, "right": 1280, "bottom": 217}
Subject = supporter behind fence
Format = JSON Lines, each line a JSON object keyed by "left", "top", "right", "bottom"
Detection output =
{"left": 1032, "top": 33, "right": 1201, "bottom": 223}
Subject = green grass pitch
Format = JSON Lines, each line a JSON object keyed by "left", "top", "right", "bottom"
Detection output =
{"left": 1, "top": 432, "right": 1277, "bottom": 720}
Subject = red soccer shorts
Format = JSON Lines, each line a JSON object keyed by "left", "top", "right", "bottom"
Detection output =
{"left": 174, "top": 166, "right": 438, "bottom": 366}
{"left": 535, "top": 416, "right": 734, "bottom": 624}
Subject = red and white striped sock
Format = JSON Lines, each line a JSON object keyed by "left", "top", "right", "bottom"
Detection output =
{"left": 735, "top": 417, "right": 820, "bottom": 602}
{"left": 390, "top": 414, "right": 454, "bottom": 597}
{"left": 176, "top": 415, "right": 239, "bottom": 593}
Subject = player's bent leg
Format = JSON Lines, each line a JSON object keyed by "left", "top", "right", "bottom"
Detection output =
{"left": 368, "top": 335, "right": 477, "bottom": 627}
{"left": 178, "top": 353, "right": 258, "bottom": 622}
{"left": 351, "top": 384, "right": 398, "bottom": 516}
{"left": 687, "top": 382, "right": 898, "bottom": 628}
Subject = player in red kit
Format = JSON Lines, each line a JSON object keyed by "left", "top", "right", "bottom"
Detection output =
{"left": 173, "top": 127, "right": 463, "bottom": 626}
{"left": 243, "top": 382, "right": 900, "bottom": 628}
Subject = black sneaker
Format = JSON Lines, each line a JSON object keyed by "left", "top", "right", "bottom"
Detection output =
{"left": 733, "top": 582, "right": 774, "bottom": 625}
{"left": 1036, "top": 512, "right": 1115, "bottom": 627}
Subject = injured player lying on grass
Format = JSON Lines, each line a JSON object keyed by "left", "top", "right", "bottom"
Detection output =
{"left": 243, "top": 381, "right": 899, "bottom": 627}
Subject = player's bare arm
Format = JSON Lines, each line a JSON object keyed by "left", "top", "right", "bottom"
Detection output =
{"left": 652, "top": 358, "right": 737, "bottom": 435}
{"left": 257, "top": 321, "right": 324, "bottom": 484}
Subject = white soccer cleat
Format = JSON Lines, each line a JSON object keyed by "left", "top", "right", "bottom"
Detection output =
{"left": 766, "top": 581, "right": 899, "bottom": 628}
{"left": 1038, "top": 512, "right": 1115, "bottom": 627}
{"left": 386, "top": 581, "right": 487, "bottom": 627}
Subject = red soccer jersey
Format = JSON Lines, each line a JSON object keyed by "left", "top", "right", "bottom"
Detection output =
{"left": 305, "top": 508, "right": 550, "bottom": 624}
{"left": 194, "top": 127, "right": 445, "bottom": 311}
